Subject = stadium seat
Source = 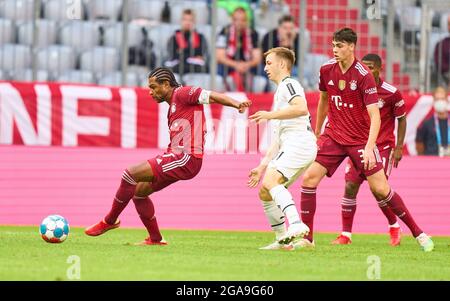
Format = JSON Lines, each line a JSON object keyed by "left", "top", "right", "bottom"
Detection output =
{"left": 18, "top": 19, "right": 57, "bottom": 48}
{"left": 170, "top": 1, "right": 209, "bottom": 25}
{"left": 44, "top": 0, "right": 87, "bottom": 22}
{"left": 0, "top": 0, "right": 35, "bottom": 21}
{"left": 36, "top": 45, "right": 77, "bottom": 75}
{"left": 86, "top": 0, "right": 123, "bottom": 21}
{"left": 182, "top": 73, "right": 224, "bottom": 91}
{"left": 128, "top": 0, "right": 164, "bottom": 21}
{"left": 216, "top": 7, "right": 230, "bottom": 28}
{"left": 440, "top": 12, "right": 450, "bottom": 32}
{"left": 128, "top": 65, "right": 151, "bottom": 81}
{"left": 0, "top": 44, "right": 31, "bottom": 72}
{"left": 11, "top": 69, "right": 50, "bottom": 82}
{"left": 147, "top": 23, "right": 179, "bottom": 59}
{"left": 252, "top": 75, "right": 268, "bottom": 93}
{"left": 398, "top": 6, "right": 421, "bottom": 31}
{"left": 80, "top": 46, "right": 120, "bottom": 76}
{"left": 60, "top": 21, "right": 101, "bottom": 53}
{"left": 224, "top": 74, "right": 270, "bottom": 93}
{"left": 254, "top": 5, "right": 290, "bottom": 30}
{"left": 57, "top": 70, "right": 96, "bottom": 84}
{"left": 98, "top": 71, "right": 140, "bottom": 87}
{"left": 103, "top": 22, "right": 145, "bottom": 48}
{"left": 303, "top": 53, "right": 331, "bottom": 89}
{"left": 0, "top": 18, "right": 14, "bottom": 45}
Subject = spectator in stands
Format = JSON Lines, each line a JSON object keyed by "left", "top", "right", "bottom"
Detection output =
{"left": 416, "top": 86, "right": 449, "bottom": 156}
{"left": 165, "top": 9, "right": 209, "bottom": 75}
{"left": 433, "top": 15, "right": 450, "bottom": 85}
{"left": 261, "top": 15, "right": 299, "bottom": 76}
{"left": 216, "top": 7, "right": 262, "bottom": 91}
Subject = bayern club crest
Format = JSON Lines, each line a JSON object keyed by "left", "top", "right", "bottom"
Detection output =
{"left": 350, "top": 80, "right": 357, "bottom": 91}
{"left": 378, "top": 98, "right": 385, "bottom": 108}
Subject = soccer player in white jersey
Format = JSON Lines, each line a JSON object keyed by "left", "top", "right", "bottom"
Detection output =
{"left": 248, "top": 47, "right": 317, "bottom": 249}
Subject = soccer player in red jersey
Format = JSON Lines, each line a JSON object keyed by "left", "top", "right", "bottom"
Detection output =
{"left": 85, "top": 67, "right": 251, "bottom": 245}
{"left": 332, "top": 53, "right": 407, "bottom": 246}
{"left": 295, "top": 28, "right": 434, "bottom": 251}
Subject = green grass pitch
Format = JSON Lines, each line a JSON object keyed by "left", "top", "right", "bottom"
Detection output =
{"left": 1, "top": 226, "right": 449, "bottom": 281}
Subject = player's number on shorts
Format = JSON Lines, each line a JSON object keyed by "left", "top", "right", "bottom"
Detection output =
{"left": 358, "top": 149, "right": 364, "bottom": 163}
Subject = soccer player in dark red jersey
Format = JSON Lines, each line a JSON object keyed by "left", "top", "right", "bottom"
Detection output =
{"left": 332, "top": 53, "right": 407, "bottom": 246}
{"left": 85, "top": 67, "right": 252, "bottom": 245}
{"left": 295, "top": 28, "right": 434, "bottom": 252}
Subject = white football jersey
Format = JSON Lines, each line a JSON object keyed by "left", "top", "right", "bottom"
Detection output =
{"left": 272, "top": 77, "right": 312, "bottom": 138}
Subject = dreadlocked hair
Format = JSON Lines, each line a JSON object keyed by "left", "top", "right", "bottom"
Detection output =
{"left": 148, "top": 67, "right": 180, "bottom": 87}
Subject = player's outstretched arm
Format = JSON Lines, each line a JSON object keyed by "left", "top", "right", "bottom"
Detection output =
{"left": 209, "top": 91, "right": 252, "bottom": 113}
{"left": 315, "top": 91, "right": 329, "bottom": 137}
{"left": 364, "top": 104, "right": 381, "bottom": 170}
{"left": 394, "top": 115, "right": 407, "bottom": 167}
{"left": 249, "top": 96, "right": 308, "bottom": 123}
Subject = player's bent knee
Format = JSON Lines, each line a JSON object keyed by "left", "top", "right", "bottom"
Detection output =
{"left": 302, "top": 170, "right": 320, "bottom": 187}
{"left": 134, "top": 182, "right": 153, "bottom": 198}
{"left": 259, "top": 188, "right": 273, "bottom": 202}
{"left": 369, "top": 184, "right": 390, "bottom": 199}
{"left": 262, "top": 169, "right": 285, "bottom": 191}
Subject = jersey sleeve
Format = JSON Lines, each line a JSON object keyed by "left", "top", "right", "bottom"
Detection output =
{"left": 216, "top": 27, "right": 227, "bottom": 49}
{"left": 360, "top": 74, "right": 379, "bottom": 106}
{"left": 281, "top": 79, "right": 306, "bottom": 103}
{"left": 318, "top": 66, "right": 327, "bottom": 92}
{"left": 178, "top": 86, "right": 203, "bottom": 106}
{"left": 392, "top": 90, "right": 406, "bottom": 118}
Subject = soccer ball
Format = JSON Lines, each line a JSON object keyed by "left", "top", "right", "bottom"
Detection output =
{"left": 40, "top": 215, "right": 70, "bottom": 243}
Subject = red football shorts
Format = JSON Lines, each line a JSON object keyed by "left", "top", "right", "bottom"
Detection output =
{"left": 148, "top": 152, "right": 203, "bottom": 192}
{"left": 345, "top": 147, "right": 394, "bottom": 185}
{"left": 315, "top": 133, "right": 384, "bottom": 178}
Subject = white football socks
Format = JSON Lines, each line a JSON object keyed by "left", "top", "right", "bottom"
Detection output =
{"left": 261, "top": 200, "right": 286, "bottom": 240}
{"left": 269, "top": 185, "right": 302, "bottom": 226}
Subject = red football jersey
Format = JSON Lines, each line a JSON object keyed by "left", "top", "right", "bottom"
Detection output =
{"left": 167, "top": 86, "right": 206, "bottom": 157}
{"left": 376, "top": 79, "right": 406, "bottom": 149}
{"left": 319, "top": 58, "right": 379, "bottom": 145}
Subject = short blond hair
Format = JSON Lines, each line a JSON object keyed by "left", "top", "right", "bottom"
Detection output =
{"left": 264, "top": 47, "right": 296, "bottom": 71}
{"left": 434, "top": 86, "right": 448, "bottom": 99}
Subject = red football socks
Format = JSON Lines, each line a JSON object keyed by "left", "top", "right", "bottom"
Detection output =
{"left": 104, "top": 170, "right": 137, "bottom": 225}
{"left": 301, "top": 186, "right": 317, "bottom": 242}
{"left": 133, "top": 196, "right": 163, "bottom": 242}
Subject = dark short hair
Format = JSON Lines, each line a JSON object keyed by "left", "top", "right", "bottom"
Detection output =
{"left": 362, "top": 53, "right": 382, "bottom": 68}
{"left": 333, "top": 27, "right": 357, "bottom": 45}
{"left": 278, "top": 15, "right": 294, "bottom": 25}
{"left": 148, "top": 67, "right": 180, "bottom": 87}
{"left": 183, "top": 8, "right": 195, "bottom": 17}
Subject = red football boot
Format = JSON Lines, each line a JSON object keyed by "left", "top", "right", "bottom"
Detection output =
{"left": 85, "top": 219, "right": 120, "bottom": 236}
{"left": 389, "top": 227, "right": 401, "bottom": 246}
{"left": 331, "top": 234, "right": 352, "bottom": 245}
{"left": 134, "top": 237, "right": 168, "bottom": 246}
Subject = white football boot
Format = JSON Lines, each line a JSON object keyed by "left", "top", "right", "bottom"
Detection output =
{"left": 416, "top": 233, "right": 434, "bottom": 252}
{"left": 290, "top": 238, "right": 315, "bottom": 250}
{"left": 259, "top": 240, "right": 293, "bottom": 250}
{"left": 277, "top": 222, "right": 310, "bottom": 245}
